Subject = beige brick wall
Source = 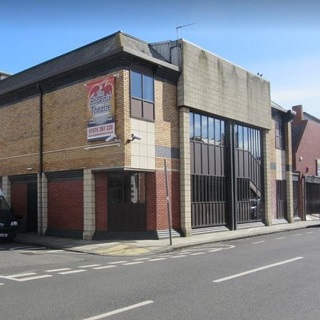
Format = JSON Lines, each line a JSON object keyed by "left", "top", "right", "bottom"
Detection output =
{"left": 42, "top": 72, "right": 126, "bottom": 172}
{"left": 269, "top": 117, "right": 294, "bottom": 222}
{"left": 179, "top": 107, "right": 192, "bottom": 236}
{"left": 0, "top": 97, "right": 40, "bottom": 176}
{"left": 1, "top": 69, "right": 179, "bottom": 176}
{"left": 179, "top": 41, "right": 271, "bottom": 130}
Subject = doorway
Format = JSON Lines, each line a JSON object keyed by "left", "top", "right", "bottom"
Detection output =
{"left": 108, "top": 172, "right": 146, "bottom": 231}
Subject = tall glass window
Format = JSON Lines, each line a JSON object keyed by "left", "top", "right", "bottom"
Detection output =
{"left": 235, "top": 124, "right": 261, "bottom": 160}
{"left": 190, "top": 112, "right": 225, "bottom": 146}
{"left": 130, "top": 70, "right": 154, "bottom": 121}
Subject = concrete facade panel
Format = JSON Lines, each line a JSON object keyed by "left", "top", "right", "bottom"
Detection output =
{"left": 179, "top": 42, "right": 271, "bottom": 129}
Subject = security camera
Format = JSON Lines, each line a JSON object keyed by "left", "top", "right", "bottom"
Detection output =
{"left": 105, "top": 134, "right": 117, "bottom": 142}
{"left": 131, "top": 133, "right": 142, "bottom": 141}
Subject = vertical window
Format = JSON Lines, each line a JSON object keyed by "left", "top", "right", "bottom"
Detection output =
{"left": 208, "top": 117, "right": 214, "bottom": 144}
{"left": 194, "top": 113, "right": 201, "bottom": 140}
{"left": 215, "top": 119, "right": 221, "bottom": 145}
{"left": 275, "top": 119, "right": 285, "bottom": 150}
{"left": 190, "top": 112, "right": 194, "bottom": 140}
{"left": 130, "top": 70, "right": 154, "bottom": 121}
{"left": 201, "top": 115, "right": 208, "bottom": 143}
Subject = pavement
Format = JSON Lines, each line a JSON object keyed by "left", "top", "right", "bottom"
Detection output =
{"left": 14, "top": 218, "right": 320, "bottom": 257}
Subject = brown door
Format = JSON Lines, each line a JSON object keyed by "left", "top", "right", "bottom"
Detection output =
{"left": 108, "top": 172, "right": 146, "bottom": 231}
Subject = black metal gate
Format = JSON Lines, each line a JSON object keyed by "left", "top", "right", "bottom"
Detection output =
{"left": 275, "top": 180, "right": 287, "bottom": 219}
{"left": 190, "top": 114, "right": 226, "bottom": 228}
{"left": 108, "top": 172, "right": 146, "bottom": 231}
{"left": 292, "top": 174, "right": 300, "bottom": 218}
{"left": 306, "top": 182, "right": 320, "bottom": 215}
{"left": 190, "top": 113, "right": 263, "bottom": 229}
{"left": 234, "top": 125, "right": 262, "bottom": 224}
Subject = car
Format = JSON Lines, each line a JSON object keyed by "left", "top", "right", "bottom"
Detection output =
{"left": 0, "top": 189, "right": 18, "bottom": 241}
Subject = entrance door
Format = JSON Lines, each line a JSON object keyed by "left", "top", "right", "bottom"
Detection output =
{"left": 27, "top": 183, "right": 38, "bottom": 232}
{"left": 276, "top": 180, "right": 287, "bottom": 219}
{"left": 292, "top": 175, "right": 300, "bottom": 218}
{"left": 108, "top": 172, "right": 146, "bottom": 231}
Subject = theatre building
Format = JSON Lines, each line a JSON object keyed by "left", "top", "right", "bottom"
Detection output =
{"left": 0, "top": 31, "right": 287, "bottom": 240}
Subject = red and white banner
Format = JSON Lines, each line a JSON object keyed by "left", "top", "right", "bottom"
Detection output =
{"left": 85, "top": 76, "right": 115, "bottom": 141}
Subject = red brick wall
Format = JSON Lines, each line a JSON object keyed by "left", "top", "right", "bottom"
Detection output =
{"left": 171, "top": 171, "right": 180, "bottom": 229}
{"left": 146, "top": 172, "right": 157, "bottom": 230}
{"left": 94, "top": 171, "right": 181, "bottom": 233}
{"left": 48, "top": 179, "right": 83, "bottom": 231}
{"left": 294, "top": 120, "right": 320, "bottom": 176}
{"left": 146, "top": 170, "right": 180, "bottom": 231}
{"left": 95, "top": 173, "right": 108, "bottom": 231}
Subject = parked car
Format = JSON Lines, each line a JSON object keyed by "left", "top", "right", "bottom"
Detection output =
{"left": 0, "top": 189, "right": 18, "bottom": 240}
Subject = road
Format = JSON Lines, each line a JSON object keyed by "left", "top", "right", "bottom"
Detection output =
{"left": 1, "top": 227, "right": 320, "bottom": 320}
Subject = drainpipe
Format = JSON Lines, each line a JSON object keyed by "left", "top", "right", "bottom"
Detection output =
{"left": 37, "top": 83, "right": 43, "bottom": 235}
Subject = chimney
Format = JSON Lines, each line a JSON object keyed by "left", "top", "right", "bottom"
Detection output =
{"left": 292, "top": 105, "right": 303, "bottom": 121}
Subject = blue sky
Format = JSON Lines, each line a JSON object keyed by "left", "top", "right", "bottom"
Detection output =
{"left": 1, "top": 0, "right": 320, "bottom": 117}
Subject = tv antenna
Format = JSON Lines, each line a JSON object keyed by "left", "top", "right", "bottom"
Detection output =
{"left": 176, "top": 23, "right": 195, "bottom": 38}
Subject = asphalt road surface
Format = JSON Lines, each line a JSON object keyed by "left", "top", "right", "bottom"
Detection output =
{"left": 1, "top": 227, "right": 320, "bottom": 320}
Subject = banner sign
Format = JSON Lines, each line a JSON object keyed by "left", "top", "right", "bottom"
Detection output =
{"left": 85, "top": 76, "right": 115, "bottom": 141}
{"left": 317, "top": 159, "right": 320, "bottom": 176}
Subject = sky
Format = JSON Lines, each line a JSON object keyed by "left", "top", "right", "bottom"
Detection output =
{"left": 1, "top": 0, "right": 320, "bottom": 118}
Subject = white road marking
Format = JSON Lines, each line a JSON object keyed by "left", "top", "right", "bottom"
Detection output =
{"left": 108, "top": 261, "right": 127, "bottom": 264}
{"left": 275, "top": 237, "right": 286, "bottom": 240}
{"left": 47, "top": 250, "right": 65, "bottom": 253}
{"left": 82, "top": 300, "right": 154, "bottom": 320}
{"left": 134, "top": 257, "right": 151, "bottom": 261}
{"left": 0, "top": 273, "right": 52, "bottom": 282}
{"left": 208, "top": 249, "right": 223, "bottom": 253}
{"left": 307, "top": 231, "right": 314, "bottom": 234}
{"left": 252, "top": 241, "right": 265, "bottom": 245}
{"left": 79, "top": 264, "right": 101, "bottom": 268}
{"left": 147, "top": 258, "right": 167, "bottom": 262}
{"left": 58, "top": 269, "right": 86, "bottom": 275}
{"left": 170, "top": 255, "right": 187, "bottom": 258}
{"left": 46, "top": 268, "right": 71, "bottom": 273}
{"left": 6, "top": 272, "right": 37, "bottom": 278}
{"left": 122, "top": 261, "right": 144, "bottom": 266}
{"left": 93, "top": 265, "right": 117, "bottom": 270}
{"left": 190, "top": 252, "right": 206, "bottom": 256}
{"left": 293, "top": 234, "right": 302, "bottom": 237}
{"left": 0, "top": 283, "right": 4, "bottom": 286}
{"left": 16, "top": 275, "right": 52, "bottom": 282}
{"left": 213, "top": 257, "right": 303, "bottom": 283}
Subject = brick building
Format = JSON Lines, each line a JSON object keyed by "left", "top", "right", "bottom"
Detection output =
{"left": 0, "top": 31, "right": 294, "bottom": 240}
{"left": 291, "top": 105, "right": 320, "bottom": 219}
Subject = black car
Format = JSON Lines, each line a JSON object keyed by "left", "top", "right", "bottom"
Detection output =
{"left": 0, "top": 191, "right": 18, "bottom": 240}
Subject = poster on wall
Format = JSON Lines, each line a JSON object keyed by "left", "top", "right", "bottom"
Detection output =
{"left": 85, "top": 76, "right": 115, "bottom": 141}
